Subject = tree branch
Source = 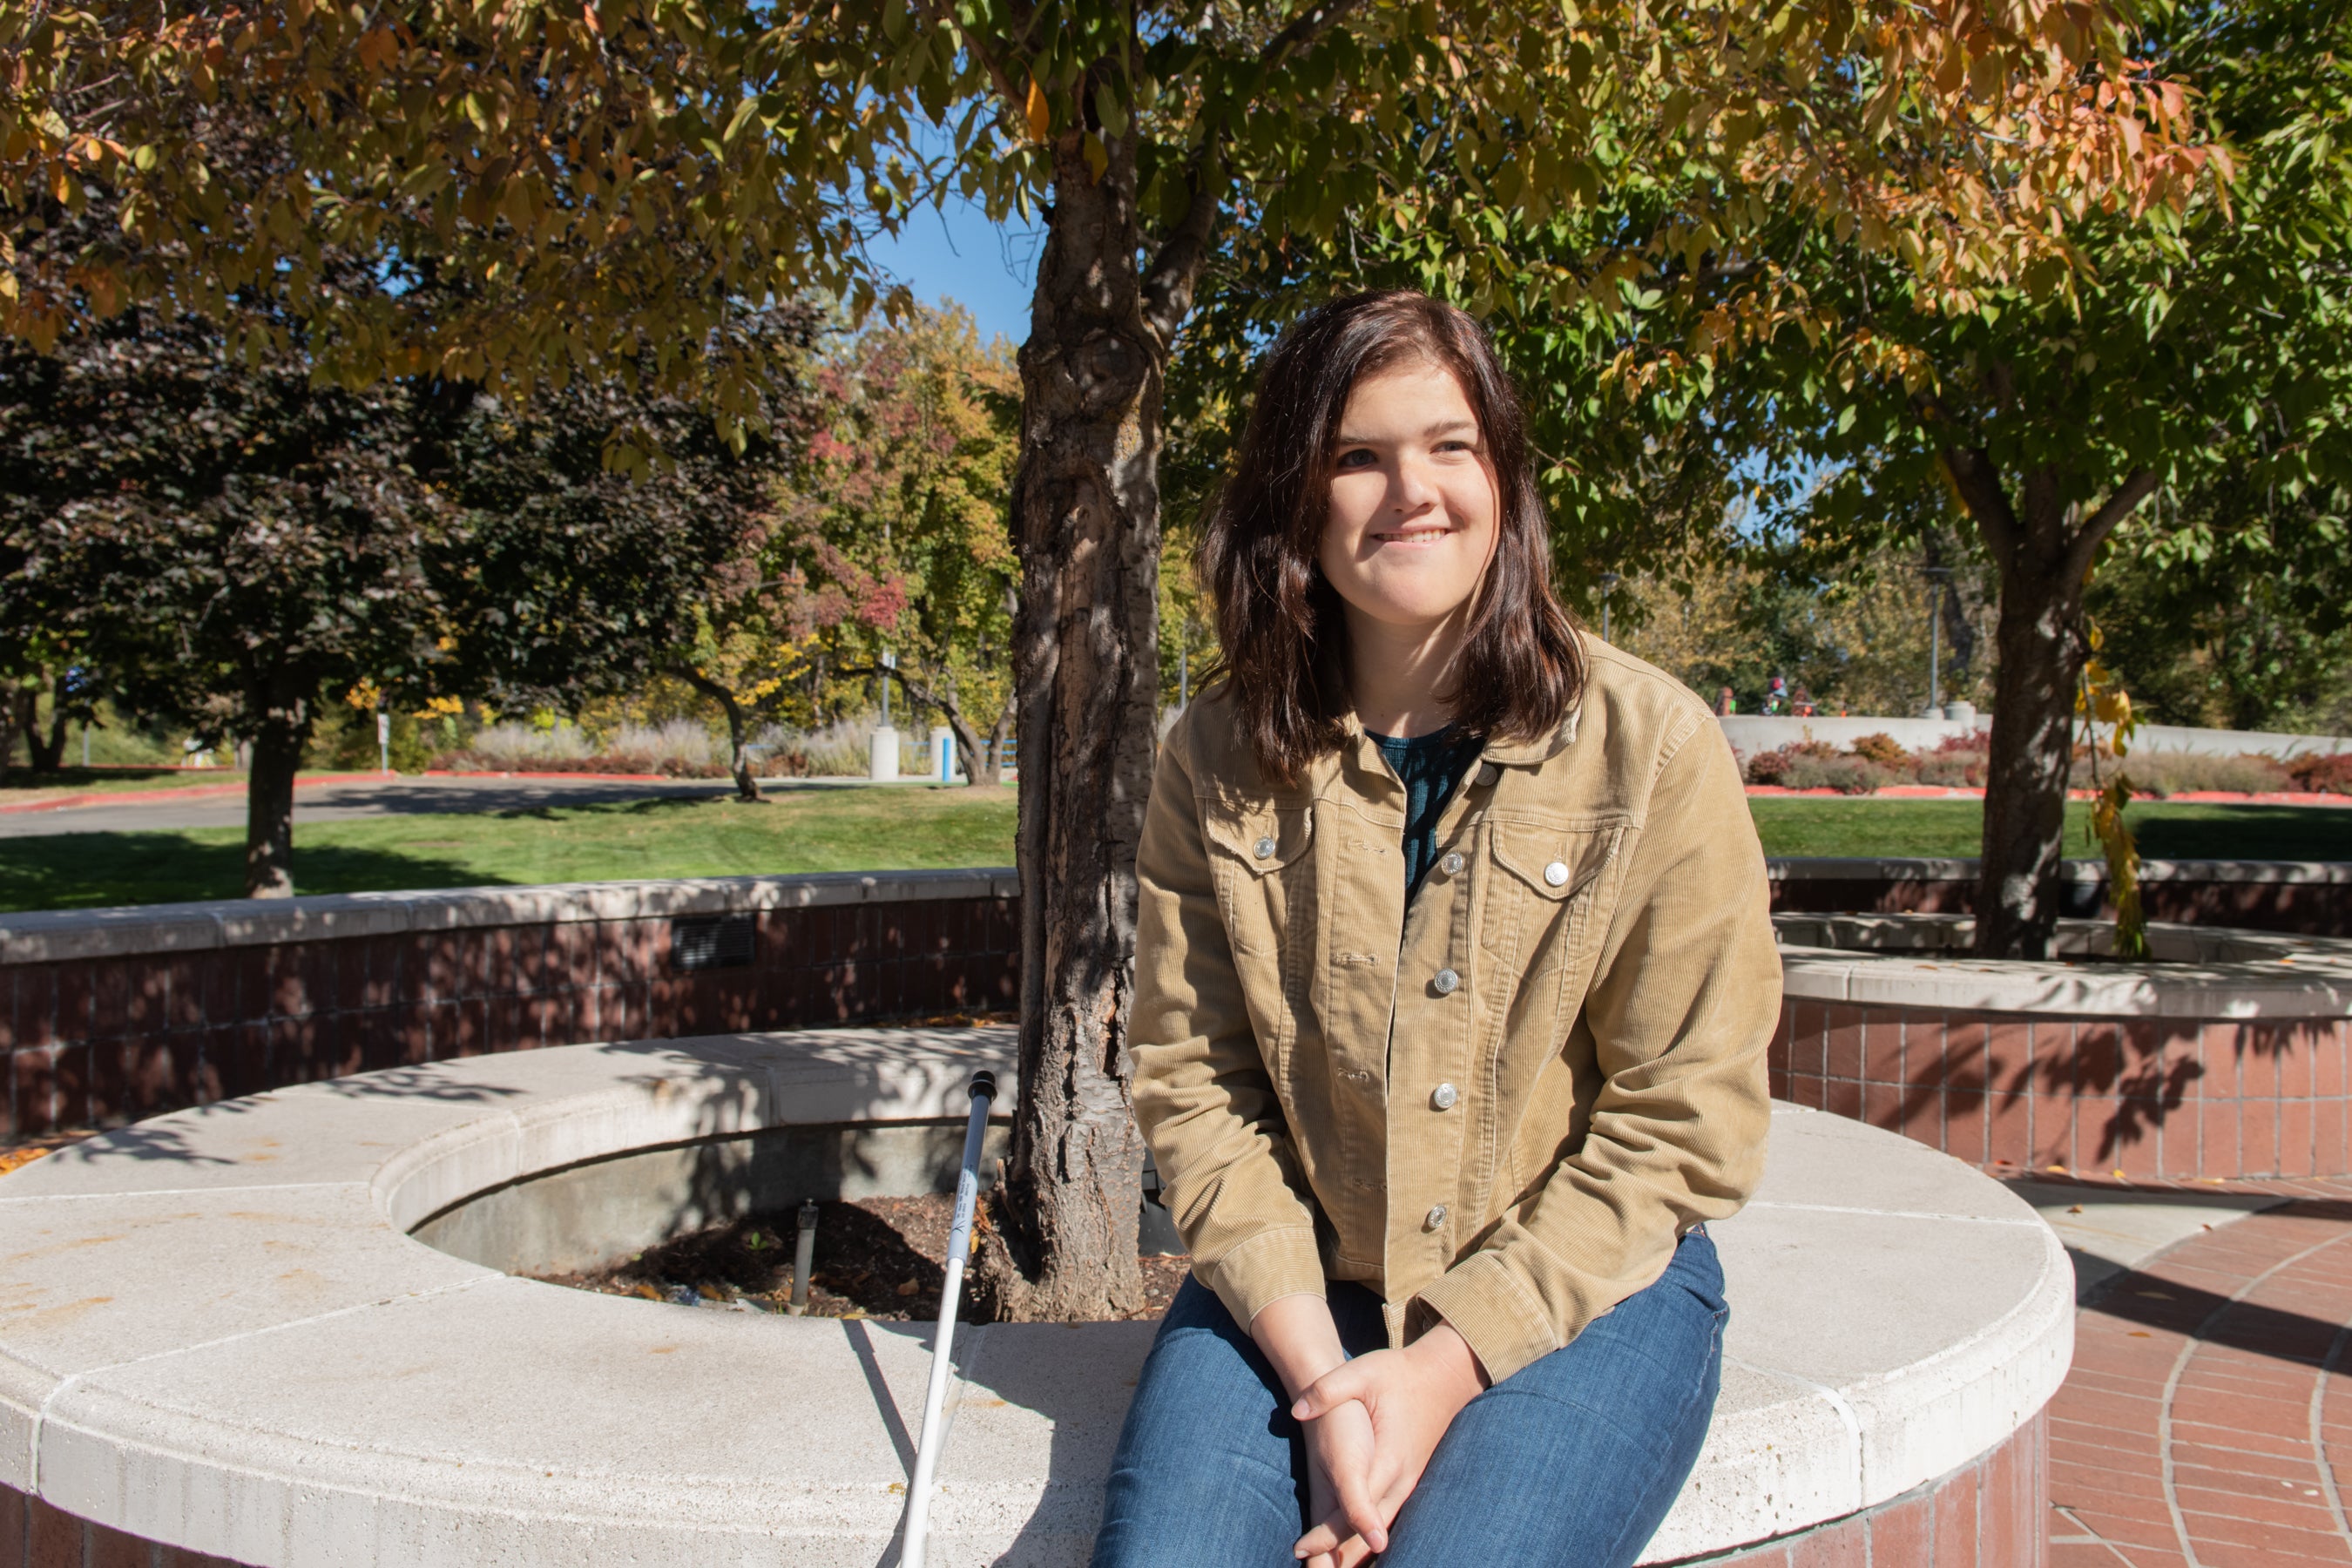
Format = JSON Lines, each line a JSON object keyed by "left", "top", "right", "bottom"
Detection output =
{"left": 2063, "top": 466, "right": 2160, "bottom": 586}
{"left": 1936, "top": 443, "right": 2021, "bottom": 565}
{"left": 1140, "top": 0, "right": 1367, "bottom": 342}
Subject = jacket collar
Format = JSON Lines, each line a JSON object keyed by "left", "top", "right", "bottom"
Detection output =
{"left": 1477, "top": 706, "right": 1581, "bottom": 767}
{"left": 1314, "top": 701, "right": 1583, "bottom": 791}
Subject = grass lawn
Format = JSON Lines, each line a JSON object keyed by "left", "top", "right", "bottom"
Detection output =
{"left": 1747, "top": 799, "right": 2352, "bottom": 861}
{"left": 0, "top": 786, "right": 1022, "bottom": 912}
{"left": 2, "top": 788, "right": 2347, "bottom": 913}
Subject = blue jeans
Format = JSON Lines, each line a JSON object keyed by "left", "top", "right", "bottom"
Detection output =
{"left": 1093, "top": 1228, "right": 1725, "bottom": 1566}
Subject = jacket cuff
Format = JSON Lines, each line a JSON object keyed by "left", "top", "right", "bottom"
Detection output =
{"left": 1413, "top": 1248, "right": 1565, "bottom": 1386}
{"left": 1197, "top": 1227, "right": 1327, "bottom": 1330}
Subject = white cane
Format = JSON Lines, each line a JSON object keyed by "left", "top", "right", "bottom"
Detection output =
{"left": 899, "top": 1069, "right": 996, "bottom": 1568}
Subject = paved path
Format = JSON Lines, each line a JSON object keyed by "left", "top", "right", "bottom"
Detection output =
{"left": 2036, "top": 1173, "right": 2352, "bottom": 1565}
{"left": 0, "top": 774, "right": 935, "bottom": 837}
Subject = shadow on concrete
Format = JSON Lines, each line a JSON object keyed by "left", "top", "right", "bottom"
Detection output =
{"left": 2084, "top": 1200, "right": 2352, "bottom": 1372}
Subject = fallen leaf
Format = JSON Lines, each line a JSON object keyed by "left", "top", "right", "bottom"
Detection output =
{"left": 896, "top": 1279, "right": 920, "bottom": 1297}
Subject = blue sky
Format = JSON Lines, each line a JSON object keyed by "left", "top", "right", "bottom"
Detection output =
{"left": 864, "top": 194, "right": 1040, "bottom": 348}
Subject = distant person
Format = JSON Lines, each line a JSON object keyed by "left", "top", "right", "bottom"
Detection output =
{"left": 1714, "top": 686, "right": 1736, "bottom": 716}
{"left": 1103, "top": 290, "right": 1779, "bottom": 1568}
{"left": 1791, "top": 686, "right": 1817, "bottom": 717}
{"left": 1763, "top": 674, "right": 1788, "bottom": 715}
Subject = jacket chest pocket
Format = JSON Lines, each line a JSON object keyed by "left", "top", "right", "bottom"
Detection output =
{"left": 1203, "top": 804, "right": 1316, "bottom": 1070}
{"left": 1204, "top": 806, "right": 1315, "bottom": 955}
{"left": 1482, "top": 821, "right": 1624, "bottom": 1046}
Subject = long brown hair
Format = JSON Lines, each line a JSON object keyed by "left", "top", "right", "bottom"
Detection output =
{"left": 1198, "top": 290, "right": 1585, "bottom": 785}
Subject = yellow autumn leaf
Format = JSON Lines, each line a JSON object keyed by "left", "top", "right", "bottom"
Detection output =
{"left": 1025, "top": 77, "right": 1050, "bottom": 142}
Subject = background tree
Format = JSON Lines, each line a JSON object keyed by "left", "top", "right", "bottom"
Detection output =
{"left": 2090, "top": 474, "right": 2352, "bottom": 734}
{"left": 0, "top": 303, "right": 445, "bottom": 896}
{"left": 782, "top": 305, "right": 1022, "bottom": 787}
{"left": 425, "top": 305, "right": 822, "bottom": 801}
{"left": 1662, "top": 0, "right": 2352, "bottom": 956}
{"left": 10, "top": 0, "right": 2206, "bottom": 1313}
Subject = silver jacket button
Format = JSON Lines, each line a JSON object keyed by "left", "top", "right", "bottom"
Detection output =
{"left": 1430, "top": 1082, "right": 1458, "bottom": 1111}
{"left": 1254, "top": 835, "right": 1275, "bottom": 860}
{"left": 1424, "top": 1205, "right": 1448, "bottom": 1230}
{"left": 1440, "top": 851, "right": 1465, "bottom": 875}
{"left": 1476, "top": 763, "right": 1500, "bottom": 787}
{"left": 1543, "top": 859, "right": 1570, "bottom": 887}
{"left": 1432, "top": 968, "right": 1460, "bottom": 996}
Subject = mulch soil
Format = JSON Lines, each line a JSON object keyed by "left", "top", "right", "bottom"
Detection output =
{"left": 532, "top": 1193, "right": 1192, "bottom": 1323}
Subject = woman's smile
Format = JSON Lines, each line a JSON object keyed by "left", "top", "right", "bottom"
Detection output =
{"left": 1320, "top": 361, "right": 1501, "bottom": 633}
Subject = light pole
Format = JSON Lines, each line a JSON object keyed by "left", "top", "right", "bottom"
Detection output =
{"left": 1179, "top": 618, "right": 1192, "bottom": 710}
{"left": 1598, "top": 571, "right": 1621, "bottom": 644}
{"left": 1921, "top": 566, "right": 1953, "bottom": 717}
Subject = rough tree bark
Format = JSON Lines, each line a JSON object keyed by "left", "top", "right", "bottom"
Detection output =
{"left": 241, "top": 679, "right": 315, "bottom": 898}
{"left": 672, "top": 666, "right": 763, "bottom": 802}
{"left": 980, "top": 127, "right": 1162, "bottom": 1322}
{"left": 966, "top": 8, "right": 1352, "bottom": 1321}
{"left": 1943, "top": 446, "right": 2158, "bottom": 957}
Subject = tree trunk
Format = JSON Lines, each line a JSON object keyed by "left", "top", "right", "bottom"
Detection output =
{"left": 971, "top": 691, "right": 1015, "bottom": 788}
{"left": 1977, "top": 538, "right": 2085, "bottom": 957}
{"left": 1946, "top": 450, "right": 2159, "bottom": 957}
{"left": 671, "top": 666, "right": 762, "bottom": 801}
{"left": 10, "top": 689, "right": 39, "bottom": 772}
{"left": 25, "top": 682, "right": 68, "bottom": 773}
{"left": 244, "top": 705, "right": 312, "bottom": 899}
{"left": 936, "top": 703, "right": 990, "bottom": 790}
{"left": 981, "top": 123, "right": 1170, "bottom": 1323}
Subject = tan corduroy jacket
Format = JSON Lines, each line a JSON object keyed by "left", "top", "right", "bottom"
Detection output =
{"left": 1130, "top": 639, "right": 1781, "bottom": 1385}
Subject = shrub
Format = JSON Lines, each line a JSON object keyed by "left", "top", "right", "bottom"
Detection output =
{"left": 1782, "top": 754, "right": 1897, "bottom": 794}
{"left": 1848, "top": 732, "right": 1912, "bottom": 768}
{"left": 1916, "top": 751, "right": 1985, "bottom": 787}
{"left": 467, "top": 720, "right": 593, "bottom": 765}
{"left": 2288, "top": 752, "right": 2352, "bottom": 795}
{"left": 2067, "top": 749, "right": 2292, "bottom": 797}
{"left": 753, "top": 717, "right": 888, "bottom": 778}
{"left": 611, "top": 719, "right": 715, "bottom": 767}
{"left": 1744, "top": 747, "right": 1794, "bottom": 785}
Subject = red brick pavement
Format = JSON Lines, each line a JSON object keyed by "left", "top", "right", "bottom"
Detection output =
{"left": 2046, "top": 1173, "right": 2352, "bottom": 1566}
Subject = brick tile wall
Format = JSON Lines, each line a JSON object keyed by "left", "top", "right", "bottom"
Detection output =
{"left": 1775, "top": 997, "right": 2352, "bottom": 1180}
{"left": 0, "top": 896, "right": 1020, "bottom": 1141}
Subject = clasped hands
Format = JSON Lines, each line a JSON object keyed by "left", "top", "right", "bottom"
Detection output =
{"left": 1252, "top": 1296, "right": 1489, "bottom": 1568}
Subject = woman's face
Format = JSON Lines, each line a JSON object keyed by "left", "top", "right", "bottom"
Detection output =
{"left": 1319, "top": 359, "right": 1501, "bottom": 635}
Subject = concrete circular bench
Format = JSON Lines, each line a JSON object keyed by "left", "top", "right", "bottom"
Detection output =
{"left": 1774, "top": 915, "right": 2352, "bottom": 1180}
{"left": 0, "top": 1028, "right": 2069, "bottom": 1565}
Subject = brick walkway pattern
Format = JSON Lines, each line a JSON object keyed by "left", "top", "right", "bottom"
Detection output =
{"left": 2050, "top": 1175, "right": 2352, "bottom": 1565}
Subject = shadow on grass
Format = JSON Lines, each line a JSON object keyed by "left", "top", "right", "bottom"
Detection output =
{"left": 2132, "top": 804, "right": 2352, "bottom": 862}
{"left": 0, "top": 832, "right": 503, "bottom": 913}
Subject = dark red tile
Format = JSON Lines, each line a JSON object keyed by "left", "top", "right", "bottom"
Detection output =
{"left": 1932, "top": 1456, "right": 1978, "bottom": 1565}
{"left": 2076, "top": 1022, "right": 2124, "bottom": 1096}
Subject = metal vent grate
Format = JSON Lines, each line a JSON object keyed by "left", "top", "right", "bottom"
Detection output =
{"left": 669, "top": 913, "right": 754, "bottom": 972}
